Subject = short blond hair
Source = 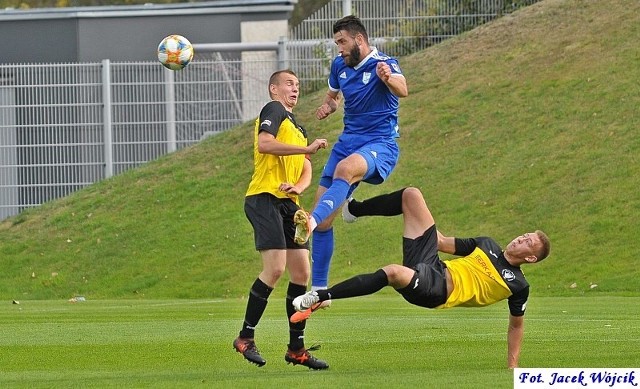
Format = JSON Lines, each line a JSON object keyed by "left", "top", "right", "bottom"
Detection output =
{"left": 535, "top": 230, "right": 551, "bottom": 261}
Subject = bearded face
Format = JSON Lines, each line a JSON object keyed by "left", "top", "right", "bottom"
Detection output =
{"left": 344, "top": 43, "right": 362, "bottom": 67}
{"left": 334, "top": 30, "right": 364, "bottom": 68}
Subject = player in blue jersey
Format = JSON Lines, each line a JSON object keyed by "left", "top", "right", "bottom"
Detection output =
{"left": 293, "top": 15, "right": 409, "bottom": 308}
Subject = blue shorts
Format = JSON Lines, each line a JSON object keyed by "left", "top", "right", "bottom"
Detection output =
{"left": 318, "top": 138, "right": 399, "bottom": 194}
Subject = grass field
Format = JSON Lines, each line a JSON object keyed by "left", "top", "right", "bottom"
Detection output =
{"left": 1, "top": 295, "right": 638, "bottom": 388}
{"left": 0, "top": 1, "right": 638, "bottom": 387}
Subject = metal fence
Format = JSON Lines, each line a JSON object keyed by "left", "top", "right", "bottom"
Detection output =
{"left": 288, "top": 0, "right": 540, "bottom": 60}
{"left": 0, "top": 59, "right": 275, "bottom": 219}
{"left": 0, "top": 0, "right": 539, "bottom": 220}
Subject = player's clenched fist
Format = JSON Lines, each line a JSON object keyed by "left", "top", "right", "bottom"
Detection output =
{"left": 376, "top": 62, "right": 392, "bottom": 83}
{"left": 307, "top": 138, "right": 328, "bottom": 154}
{"left": 316, "top": 99, "right": 338, "bottom": 120}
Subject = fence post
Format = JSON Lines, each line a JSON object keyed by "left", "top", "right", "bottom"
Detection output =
{"left": 164, "top": 68, "right": 177, "bottom": 153}
{"left": 343, "top": 0, "right": 352, "bottom": 16}
{"left": 278, "top": 36, "right": 288, "bottom": 70}
{"left": 102, "top": 59, "right": 113, "bottom": 178}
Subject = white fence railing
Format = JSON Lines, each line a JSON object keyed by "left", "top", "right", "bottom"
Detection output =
{"left": 0, "top": 0, "right": 539, "bottom": 220}
{"left": 0, "top": 59, "right": 276, "bottom": 219}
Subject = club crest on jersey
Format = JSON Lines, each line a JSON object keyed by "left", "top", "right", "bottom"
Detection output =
{"left": 391, "top": 63, "right": 401, "bottom": 73}
{"left": 362, "top": 72, "right": 371, "bottom": 84}
{"left": 501, "top": 269, "right": 516, "bottom": 282}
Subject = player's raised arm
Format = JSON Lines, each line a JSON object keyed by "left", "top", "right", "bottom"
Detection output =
{"left": 376, "top": 62, "right": 408, "bottom": 98}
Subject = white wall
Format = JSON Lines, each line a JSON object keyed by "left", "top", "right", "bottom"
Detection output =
{"left": 241, "top": 20, "right": 289, "bottom": 122}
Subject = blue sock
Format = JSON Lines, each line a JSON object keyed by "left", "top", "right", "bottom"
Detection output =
{"left": 311, "top": 228, "right": 334, "bottom": 287}
{"left": 311, "top": 178, "right": 351, "bottom": 225}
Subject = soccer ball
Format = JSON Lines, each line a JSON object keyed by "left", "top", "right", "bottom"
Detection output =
{"left": 157, "top": 34, "right": 194, "bottom": 71}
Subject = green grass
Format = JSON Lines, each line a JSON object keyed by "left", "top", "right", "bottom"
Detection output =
{"left": 1, "top": 1, "right": 638, "bottom": 386}
{"left": 1, "top": 295, "right": 638, "bottom": 388}
{"left": 0, "top": 0, "right": 639, "bottom": 301}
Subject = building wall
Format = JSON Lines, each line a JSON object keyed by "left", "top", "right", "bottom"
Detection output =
{"left": 77, "top": 14, "right": 244, "bottom": 62}
{"left": 2, "top": 19, "right": 79, "bottom": 63}
{"left": 240, "top": 19, "right": 289, "bottom": 121}
{"left": 0, "top": 1, "right": 295, "bottom": 64}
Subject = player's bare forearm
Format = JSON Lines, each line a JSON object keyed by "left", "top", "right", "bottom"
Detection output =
{"left": 296, "top": 159, "right": 313, "bottom": 192}
{"left": 258, "top": 132, "right": 323, "bottom": 156}
{"left": 507, "top": 314, "right": 524, "bottom": 368}
{"left": 376, "top": 62, "right": 408, "bottom": 97}
{"left": 386, "top": 74, "right": 408, "bottom": 97}
{"left": 282, "top": 159, "right": 312, "bottom": 195}
{"left": 316, "top": 91, "right": 340, "bottom": 120}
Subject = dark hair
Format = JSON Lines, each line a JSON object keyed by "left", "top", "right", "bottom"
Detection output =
{"left": 333, "top": 15, "right": 369, "bottom": 41}
{"left": 535, "top": 230, "right": 551, "bottom": 261}
{"left": 268, "top": 69, "right": 297, "bottom": 98}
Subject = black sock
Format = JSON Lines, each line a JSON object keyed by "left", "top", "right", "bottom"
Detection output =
{"left": 239, "top": 278, "right": 273, "bottom": 339}
{"left": 349, "top": 188, "right": 406, "bottom": 217}
{"left": 316, "top": 269, "right": 389, "bottom": 301}
{"left": 286, "top": 282, "right": 307, "bottom": 351}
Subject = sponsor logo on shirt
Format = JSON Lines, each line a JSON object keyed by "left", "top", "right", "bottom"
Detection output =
{"left": 475, "top": 255, "right": 498, "bottom": 281}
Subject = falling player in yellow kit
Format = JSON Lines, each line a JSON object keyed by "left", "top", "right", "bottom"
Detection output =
{"left": 292, "top": 187, "right": 551, "bottom": 368}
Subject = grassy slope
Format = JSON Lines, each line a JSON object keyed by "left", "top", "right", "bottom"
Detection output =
{"left": 1, "top": 0, "right": 638, "bottom": 300}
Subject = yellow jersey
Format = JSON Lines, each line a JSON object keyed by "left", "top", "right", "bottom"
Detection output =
{"left": 440, "top": 237, "right": 530, "bottom": 316}
{"left": 246, "top": 101, "right": 309, "bottom": 205}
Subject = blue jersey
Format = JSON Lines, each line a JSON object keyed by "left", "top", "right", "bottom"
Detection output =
{"left": 328, "top": 47, "right": 403, "bottom": 145}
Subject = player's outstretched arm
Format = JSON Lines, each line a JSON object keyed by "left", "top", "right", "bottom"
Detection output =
{"left": 507, "top": 314, "right": 524, "bottom": 369}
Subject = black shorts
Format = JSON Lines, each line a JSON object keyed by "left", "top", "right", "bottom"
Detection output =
{"left": 244, "top": 193, "right": 309, "bottom": 251}
{"left": 397, "top": 225, "right": 448, "bottom": 308}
